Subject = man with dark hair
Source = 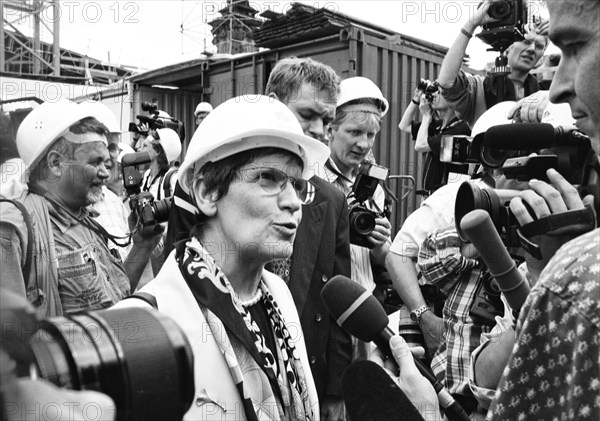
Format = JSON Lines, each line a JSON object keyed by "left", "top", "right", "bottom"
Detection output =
{"left": 0, "top": 101, "right": 160, "bottom": 317}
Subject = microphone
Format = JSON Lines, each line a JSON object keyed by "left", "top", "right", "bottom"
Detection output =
{"left": 321, "top": 275, "right": 470, "bottom": 421}
{"left": 484, "top": 123, "right": 588, "bottom": 150}
{"left": 342, "top": 360, "right": 425, "bottom": 421}
{"left": 460, "top": 209, "right": 530, "bottom": 311}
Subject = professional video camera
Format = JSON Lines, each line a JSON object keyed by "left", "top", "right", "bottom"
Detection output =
{"left": 452, "top": 123, "right": 599, "bottom": 258}
{"left": 348, "top": 163, "right": 390, "bottom": 248}
{"left": 476, "top": 0, "right": 527, "bottom": 53}
{"left": 121, "top": 152, "right": 171, "bottom": 236}
{"left": 129, "top": 101, "right": 185, "bottom": 141}
{"left": 1, "top": 301, "right": 194, "bottom": 421}
{"left": 417, "top": 79, "right": 439, "bottom": 102}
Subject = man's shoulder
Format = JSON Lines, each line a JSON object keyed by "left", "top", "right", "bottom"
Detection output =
{"left": 311, "top": 175, "right": 346, "bottom": 202}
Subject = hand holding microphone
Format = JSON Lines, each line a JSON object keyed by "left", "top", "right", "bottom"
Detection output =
{"left": 321, "top": 276, "right": 470, "bottom": 421}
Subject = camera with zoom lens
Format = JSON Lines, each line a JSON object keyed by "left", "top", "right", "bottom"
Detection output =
{"left": 348, "top": 163, "right": 389, "bottom": 248}
{"left": 477, "top": 0, "right": 527, "bottom": 52}
{"left": 1, "top": 304, "right": 194, "bottom": 421}
{"left": 452, "top": 123, "right": 599, "bottom": 256}
{"left": 121, "top": 152, "right": 171, "bottom": 235}
{"left": 417, "top": 79, "right": 439, "bottom": 102}
{"left": 128, "top": 101, "right": 185, "bottom": 142}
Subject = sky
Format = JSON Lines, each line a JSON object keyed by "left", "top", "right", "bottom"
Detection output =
{"left": 6, "top": 0, "right": 552, "bottom": 72}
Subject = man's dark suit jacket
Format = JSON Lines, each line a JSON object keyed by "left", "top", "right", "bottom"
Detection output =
{"left": 164, "top": 176, "right": 353, "bottom": 400}
{"left": 288, "top": 175, "right": 352, "bottom": 399}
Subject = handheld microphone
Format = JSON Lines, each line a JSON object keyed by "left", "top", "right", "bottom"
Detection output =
{"left": 460, "top": 210, "right": 530, "bottom": 311}
{"left": 342, "top": 360, "right": 425, "bottom": 421}
{"left": 484, "top": 123, "right": 589, "bottom": 150}
{"left": 321, "top": 275, "right": 470, "bottom": 421}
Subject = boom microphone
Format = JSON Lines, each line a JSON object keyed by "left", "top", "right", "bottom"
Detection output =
{"left": 321, "top": 275, "right": 470, "bottom": 421}
{"left": 460, "top": 209, "right": 530, "bottom": 311}
{"left": 484, "top": 123, "right": 589, "bottom": 150}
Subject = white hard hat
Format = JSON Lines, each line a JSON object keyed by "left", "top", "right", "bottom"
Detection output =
{"left": 337, "top": 77, "right": 389, "bottom": 117}
{"left": 116, "top": 143, "right": 136, "bottom": 163}
{"left": 78, "top": 101, "right": 120, "bottom": 133}
{"left": 195, "top": 102, "right": 213, "bottom": 116}
{"left": 156, "top": 110, "right": 171, "bottom": 119}
{"left": 178, "top": 95, "right": 331, "bottom": 194}
{"left": 16, "top": 100, "right": 103, "bottom": 168}
{"left": 541, "top": 102, "right": 576, "bottom": 127}
{"left": 155, "top": 128, "right": 182, "bottom": 163}
{"left": 471, "top": 101, "right": 516, "bottom": 138}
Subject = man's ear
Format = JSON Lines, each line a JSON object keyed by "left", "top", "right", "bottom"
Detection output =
{"left": 268, "top": 92, "right": 279, "bottom": 101}
{"left": 192, "top": 177, "right": 218, "bottom": 217}
{"left": 46, "top": 150, "right": 64, "bottom": 177}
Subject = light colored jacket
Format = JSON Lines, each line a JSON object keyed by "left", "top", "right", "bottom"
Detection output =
{"left": 114, "top": 253, "right": 320, "bottom": 420}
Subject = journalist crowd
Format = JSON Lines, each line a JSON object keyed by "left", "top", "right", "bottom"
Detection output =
{"left": 0, "top": 0, "right": 598, "bottom": 420}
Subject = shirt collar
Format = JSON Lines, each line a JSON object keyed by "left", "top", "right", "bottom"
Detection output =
{"left": 45, "top": 193, "right": 94, "bottom": 233}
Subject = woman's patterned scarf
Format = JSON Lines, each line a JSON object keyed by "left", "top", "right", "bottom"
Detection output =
{"left": 176, "top": 238, "right": 313, "bottom": 421}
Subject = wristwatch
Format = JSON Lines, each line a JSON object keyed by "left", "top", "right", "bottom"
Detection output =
{"left": 409, "top": 305, "right": 431, "bottom": 323}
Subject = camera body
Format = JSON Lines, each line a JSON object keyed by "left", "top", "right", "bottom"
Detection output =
{"left": 348, "top": 163, "right": 389, "bottom": 248}
{"left": 120, "top": 152, "right": 171, "bottom": 235}
{"left": 128, "top": 101, "right": 185, "bottom": 141}
{"left": 417, "top": 79, "right": 439, "bottom": 102}
{"left": 477, "top": 0, "right": 527, "bottom": 52}
{"left": 469, "top": 270, "right": 504, "bottom": 325}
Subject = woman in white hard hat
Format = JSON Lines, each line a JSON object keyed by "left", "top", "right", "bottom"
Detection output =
{"left": 140, "top": 127, "right": 181, "bottom": 201}
{"left": 115, "top": 95, "right": 327, "bottom": 420}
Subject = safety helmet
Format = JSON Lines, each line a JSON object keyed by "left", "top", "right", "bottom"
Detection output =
{"left": 471, "top": 101, "right": 516, "bottom": 138}
{"left": 155, "top": 128, "right": 182, "bottom": 163}
{"left": 78, "top": 101, "right": 121, "bottom": 133}
{"left": 16, "top": 100, "right": 103, "bottom": 168}
{"left": 541, "top": 102, "right": 576, "bottom": 127}
{"left": 337, "top": 77, "right": 389, "bottom": 117}
{"left": 194, "top": 102, "right": 213, "bottom": 116}
{"left": 178, "top": 95, "right": 331, "bottom": 194}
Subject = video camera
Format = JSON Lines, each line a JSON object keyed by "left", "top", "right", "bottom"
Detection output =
{"left": 417, "top": 79, "right": 439, "bottom": 103}
{"left": 348, "top": 163, "right": 390, "bottom": 248}
{"left": 129, "top": 101, "right": 185, "bottom": 142}
{"left": 1, "top": 302, "right": 194, "bottom": 421}
{"left": 476, "top": 0, "right": 527, "bottom": 53}
{"left": 121, "top": 152, "right": 171, "bottom": 236}
{"left": 452, "top": 123, "right": 599, "bottom": 257}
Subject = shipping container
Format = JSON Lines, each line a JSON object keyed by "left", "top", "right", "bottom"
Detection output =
{"left": 126, "top": 25, "right": 463, "bottom": 234}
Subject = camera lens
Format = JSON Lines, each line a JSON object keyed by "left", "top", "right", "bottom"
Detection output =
{"left": 30, "top": 307, "right": 194, "bottom": 421}
{"left": 455, "top": 182, "right": 500, "bottom": 242}
{"left": 350, "top": 210, "right": 376, "bottom": 235}
{"left": 152, "top": 197, "right": 172, "bottom": 224}
{"left": 488, "top": 0, "right": 512, "bottom": 20}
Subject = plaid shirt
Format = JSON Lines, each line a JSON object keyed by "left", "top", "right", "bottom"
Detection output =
{"left": 417, "top": 225, "right": 492, "bottom": 399}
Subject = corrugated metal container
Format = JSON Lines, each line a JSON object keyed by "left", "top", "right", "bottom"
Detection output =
{"left": 128, "top": 25, "right": 455, "bottom": 232}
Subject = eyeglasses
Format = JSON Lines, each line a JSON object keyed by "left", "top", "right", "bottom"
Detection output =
{"left": 245, "top": 167, "right": 315, "bottom": 205}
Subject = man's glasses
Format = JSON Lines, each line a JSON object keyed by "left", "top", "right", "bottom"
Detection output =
{"left": 245, "top": 167, "right": 315, "bottom": 205}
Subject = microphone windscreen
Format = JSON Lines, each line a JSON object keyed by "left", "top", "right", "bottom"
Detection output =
{"left": 321, "top": 275, "right": 388, "bottom": 342}
{"left": 484, "top": 123, "right": 555, "bottom": 150}
{"left": 342, "top": 360, "right": 425, "bottom": 421}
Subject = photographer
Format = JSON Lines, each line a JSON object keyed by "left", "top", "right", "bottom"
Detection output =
{"left": 139, "top": 128, "right": 181, "bottom": 201}
{"left": 321, "top": 76, "right": 392, "bottom": 359}
{"left": 437, "top": 0, "right": 549, "bottom": 128}
{"left": 0, "top": 101, "right": 160, "bottom": 316}
{"left": 374, "top": 2, "right": 600, "bottom": 419}
{"left": 399, "top": 81, "right": 470, "bottom": 195}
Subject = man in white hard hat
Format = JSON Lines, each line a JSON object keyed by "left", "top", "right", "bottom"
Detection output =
{"left": 322, "top": 76, "right": 392, "bottom": 358}
{"left": 194, "top": 101, "right": 213, "bottom": 126}
{"left": 0, "top": 100, "right": 160, "bottom": 317}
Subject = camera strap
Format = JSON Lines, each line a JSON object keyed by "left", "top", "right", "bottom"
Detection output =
{"left": 517, "top": 203, "right": 597, "bottom": 259}
{"left": 27, "top": 183, "right": 133, "bottom": 248}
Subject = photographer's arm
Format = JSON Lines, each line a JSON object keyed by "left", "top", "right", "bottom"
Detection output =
{"left": 437, "top": 1, "right": 493, "bottom": 89}
{"left": 473, "top": 327, "right": 516, "bottom": 390}
{"left": 124, "top": 218, "right": 164, "bottom": 292}
{"left": 399, "top": 90, "right": 424, "bottom": 134}
{"left": 415, "top": 100, "right": 433, "bottom": 153}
